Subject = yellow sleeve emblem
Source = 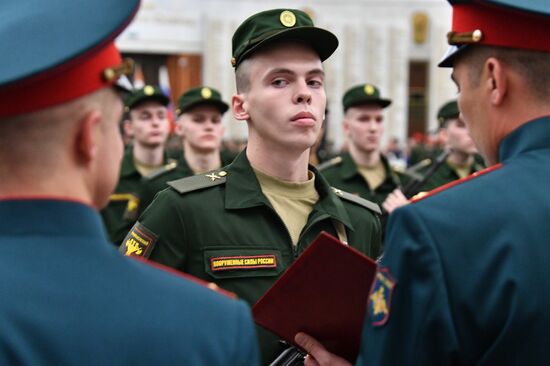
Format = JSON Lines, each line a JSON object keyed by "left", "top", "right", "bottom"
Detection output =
{"left": 369, "top": 267, "right": 396, "bottom": 326}
{"left": 119, "top": 222, "right": 158, "bottom": 258}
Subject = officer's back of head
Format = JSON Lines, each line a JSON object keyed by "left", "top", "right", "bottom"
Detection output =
{"left": 0, "top": 0, "right": 137, "bottom": 208}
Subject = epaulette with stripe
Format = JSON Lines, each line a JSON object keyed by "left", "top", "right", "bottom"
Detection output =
{"left": 317, "top": 156, "right": 343, "bottom": 171}
{"left": 168, "top": 169, "right": 228, "bottom": 194}
{"left": 144, "top": 159, "right": 178, "bottom": 181}
{"left": 411, "top": 163, "right": 503, "bottom": 203}
{"left": 331, "top": 187, "right": 382, "bottom": 215}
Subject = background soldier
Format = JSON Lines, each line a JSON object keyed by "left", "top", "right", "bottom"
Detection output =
{"left": 120, "top": 8, "right": 382, "bottom": 364}
{"left": 383, "top": 99, "right": 484, "bottom": 213}
{"left": 101, "top": 85, "right": 173, "bottom": 245}
{"left": 416, "top": 100, "right": 482, "bottom": 191}
{"left": 137, "top": 86, "right": 235, "bottom": 214}
{"left": 296, "top": 0, "right": 550, "bottom": 364}
{"left": 319, "top": 84, "right": 410, "bottom": 206}
{"left": 0, "top": 0, "right": 259, "bottom": 364}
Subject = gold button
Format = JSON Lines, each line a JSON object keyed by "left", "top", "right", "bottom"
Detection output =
{"left": 280, "top": 10, "right": 296, "bottom": 27}
{"left": 218, "top": 171, "right": 227, "bottom": 177}
{"left": 103, "top": 68, "right": 116, "bottom": 82}
{"left": 231, "top": 57, "right": 237, "bottom": 66}
{"left": 472, "top": 29, "right": 483, "bottom": 42}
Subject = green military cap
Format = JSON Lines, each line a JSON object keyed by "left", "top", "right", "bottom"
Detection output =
{"left": 124, "top": 85, "right": 170, "bottom": 111}
{"left": 437, "top": 100, "right": 459, "bottom": 127}
{"left": 176, "top": 86, "right": 229, "bottom": 116}
{"left": 231, "top": 8, "right": 338, "bottom": 68}
{"left": 342, "top": 84, "right": 392, "bottom": 111}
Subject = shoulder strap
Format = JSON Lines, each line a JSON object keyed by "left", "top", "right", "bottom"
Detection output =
{"left": 144, "top": 159, "right": 178, "bottom": 180}
{"left": 168, "top": 169, "right": 228, "bottom": 194}
{"left": 317, "top": 156, "right": 343, "bottom": 171}
{"left": 331, "top": 187, "right": 381, "bottom": 215}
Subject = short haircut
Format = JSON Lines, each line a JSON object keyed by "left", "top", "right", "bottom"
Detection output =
{"left": 0, "top": 88, "right": 115, "bottom": 172}
{"left": 460, "top": 45, "right": 550, "bottom": 101}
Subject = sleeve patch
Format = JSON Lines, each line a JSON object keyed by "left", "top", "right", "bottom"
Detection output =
{"left": 119, "top": 222, "right": 158, "bottom": 258}
{"left": 369, "top": 267, "right": 396, "bottom": 327}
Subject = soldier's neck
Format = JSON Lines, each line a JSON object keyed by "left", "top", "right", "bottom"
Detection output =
{"left": 133, "top": 144, "right": 164, "bottom": 167}
{"left": 183, "top": 144, "right": 221, "bottom": 174}
{"left": 447, "top": 150, "right": 473, "bottom": 167}
{"left": 349, "top": 145, "right": 381, "bottom": 168}
{"left": 246, "top": 140, "right": 310, "bottom": 182}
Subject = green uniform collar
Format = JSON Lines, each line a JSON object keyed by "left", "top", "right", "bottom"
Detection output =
{"left": 119, "top": 147, "right": 140, "bottom": 178}
{"left": 224, "top": 151, "right": 354, "bottom": 231}
{"left": 340, "top": 153, "right": 399, "bottom": 186}
{"left": 120, "top": 146, "right": 172, "bottom": 178}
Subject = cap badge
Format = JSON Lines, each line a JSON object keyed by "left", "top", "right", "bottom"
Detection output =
{"left": 280, "top": 10, "right": 297, "bottom": 28}
{"left": 364, "top": 84, "right": 375, "bottom": 95}
{"left": 201, "top": 87, "right": 212, "bottom": 99}
{"left": 144, "top": 85, "right": 155, "bottom": 96}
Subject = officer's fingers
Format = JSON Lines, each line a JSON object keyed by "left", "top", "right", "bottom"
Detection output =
{"left": 394, "top": 189, "right": 407, "bottom": 200}
{"left": 304, "top": 354, "right": 321, "bottom": 366}
{"left": 295, "top": 332, "right": 352, "bottom": 366}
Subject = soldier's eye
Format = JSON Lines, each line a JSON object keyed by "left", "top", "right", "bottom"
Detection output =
{"left": 272, "top": 78, "right": 288, "bottom": 87}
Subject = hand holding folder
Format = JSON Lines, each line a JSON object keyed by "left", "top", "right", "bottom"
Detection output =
{"left": 252, "top": 232, "right": 378, "bottom": 363}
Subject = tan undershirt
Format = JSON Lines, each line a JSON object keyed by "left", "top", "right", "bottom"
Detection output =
{"left": 448, "top": 160, "right": 471, "bottom": 179}
{"left": 357, "top": 160, "right": 386, "bottom": 191}
{"left": 253, "top": 167, "right": 319, "bottom": 246}
{"left": 134, "top": 159, "right": 163, "bottom": 177}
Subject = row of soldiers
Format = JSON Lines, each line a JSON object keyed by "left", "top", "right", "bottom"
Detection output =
{"left": 2, "top": 0, "right": 550, "bottom": 365}
{"left": 103, "top": 82, "right": 483, "bottom": 247}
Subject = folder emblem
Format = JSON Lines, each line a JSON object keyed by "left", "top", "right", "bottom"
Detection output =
{"left": 369, "top": 268, "right": 396, "bottom": 326}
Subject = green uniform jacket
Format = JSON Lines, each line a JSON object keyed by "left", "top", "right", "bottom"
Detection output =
{"left": 416, "top": 159, "right": 485, "bottom": 192}
{"left": 121, "top": 151, "right": 382, "bottom": 365}
{"left": 100, "top": 147, "right": 175, "bottom": 246}
{"left": 137, "top": 150, "right": 237, "bottom": 216}
{"left": 318, "top": 153, "right": 408, "bottom": 206}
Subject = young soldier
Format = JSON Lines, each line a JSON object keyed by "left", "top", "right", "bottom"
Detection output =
{"left": 417, "top": 100, "right": 482, "bottom": 190}
{"left": 383, "top": 100, "right": 484, "bottom": 213}
{"left": 296, "top": 1, "right": 550, "bottom": 365}
{"left": 319, "top": 84, "right": 408, "bottom": 206}
{"left": 121, "top": 9, "right": 382, "bottom": 364}
{"left": 0, "top": 0, "right": 259, "bottom": 364}
{"left": 101, "top": 85, "right": 174, "bottom": 245}
{"left": 137, "top": 86, "right": 235, "bottom": 214}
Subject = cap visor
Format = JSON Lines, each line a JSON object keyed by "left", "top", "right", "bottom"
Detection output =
{"left": 438, "top": 45, "right": 470, "bottom": 68}
{"left": 115, "top": 75, "right": 134, "bottom": 93}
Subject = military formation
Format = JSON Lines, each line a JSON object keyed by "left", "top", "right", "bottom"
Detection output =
{"left": 1, "top": 0, "right": 550, "bottom": 365}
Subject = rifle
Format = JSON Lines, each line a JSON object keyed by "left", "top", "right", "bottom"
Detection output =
{"left": 402, "top": 150, "right": 450, "bottom": 198}
{"left": 270, "top": 346, "right": 306, "bottom": 366}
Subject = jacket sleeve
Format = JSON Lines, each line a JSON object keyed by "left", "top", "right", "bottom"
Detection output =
{"left": 120, "top": 189, "right": 188, "bottom": 270}
{"left": 356, "top": 205, "right": 460, "bottom": 365}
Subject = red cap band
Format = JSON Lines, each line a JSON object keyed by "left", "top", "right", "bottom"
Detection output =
{"left": 0, "top": 42, "right": 122, "bottom": 118}
{"left": 452, "top": 3, "right": 550, "bottom": 52}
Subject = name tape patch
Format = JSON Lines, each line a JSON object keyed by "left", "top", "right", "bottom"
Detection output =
{"left": 210, "top": 254, "right": 277, "bottom": 272}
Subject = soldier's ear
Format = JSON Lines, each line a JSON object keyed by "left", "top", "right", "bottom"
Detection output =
{"left": 75, "top": 109, "right": 102, "bottom": 165}
{"left": 342, "top": 118, "right": 351, "bottom": 136}
{"left": 485, "top": 57, "right": 507, "bottom": 106}
{"left": 122, "top": 118, "right": 133, "bottom": 137}
{"left": 232, "top": 94, "right": 249, "bottom": 122}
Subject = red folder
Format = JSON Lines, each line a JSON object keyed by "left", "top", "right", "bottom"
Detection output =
{"left": 252, "top": 231, "right": 378, "bottom": 363}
